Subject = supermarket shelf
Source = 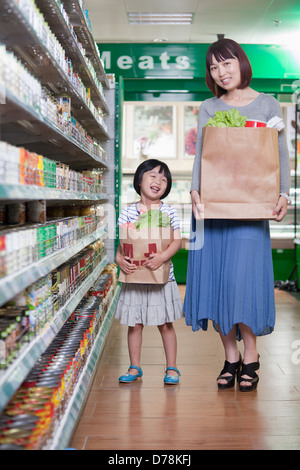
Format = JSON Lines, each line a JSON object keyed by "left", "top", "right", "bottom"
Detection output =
{"left": 62, "top": 0, "right": 109, "bottom": 89}
{"left": 0, "top": 90, "right": 108, "bottom": 170}
{"left": 49, "top": 283, "right": 120, "bottom": 450}
{"left": 0, "top": 225, "right": 108, "bottom": 306}
{"left": 34, "top": 0, "right": 109, "bottom": 113}
{"left": 0, "top": 0, "right": 109, "bottom": 120}
{"left": 0, "top": 255, "right": 109, "bottom": 411}
{"left": 0, "top": 184, "right": 108, "bottom": 203}
{"left": 0, "top": 0, "right": 117, "bottom": 450}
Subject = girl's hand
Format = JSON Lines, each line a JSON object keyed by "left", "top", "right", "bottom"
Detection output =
{"left": 273, "top": 195, "right": 288, "bottom": 222}
{"left": 144, "top": 252, "right": 165, "bottom": 271}
{"left": 145, "top": 230, "right": 181, "bottom": 271}
{"left": 191, "top": 190, "right": 204, "bottom": 220}
{"left": 118, "top": 256, "right": 137, "bottom": 274}
{"left": 116, "top": 246, "right": 136, "bottom": 275}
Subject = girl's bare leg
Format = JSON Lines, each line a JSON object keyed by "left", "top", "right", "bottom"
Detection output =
{"left": 127, "top": 323, "right": 144, "bottom": 374}
{"left": 158, "top": 322, "right": 178, "bottom": 376}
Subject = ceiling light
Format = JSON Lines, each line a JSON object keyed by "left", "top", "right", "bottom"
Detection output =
{"left": 128, "top": 13, "right": 194, "bottom": 25}
{"left": 153, "top": 38, "right": 168, "bottom": 43}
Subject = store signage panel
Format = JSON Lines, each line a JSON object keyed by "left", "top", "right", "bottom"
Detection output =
{"left": 99, "top": 43, "right": 204, "bottom": 79}
{"left": 98, "top": 43, "right": 300, "bottom": 80}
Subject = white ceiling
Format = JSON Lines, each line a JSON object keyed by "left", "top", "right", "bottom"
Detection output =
{"left": 84, "top": 0, "right": 300, "bottom": 45}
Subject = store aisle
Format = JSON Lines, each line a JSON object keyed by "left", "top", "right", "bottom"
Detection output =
{"left": 70, "top": 286, "right": 300, "bottom": 450}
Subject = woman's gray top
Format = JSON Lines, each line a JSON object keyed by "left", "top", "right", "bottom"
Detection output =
{"left": 191, "top": 93, "right": 291, "bottom": 195}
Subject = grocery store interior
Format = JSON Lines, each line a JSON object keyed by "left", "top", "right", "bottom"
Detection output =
{"left": 0, "top": 0, "right": 300, "bottom": 452}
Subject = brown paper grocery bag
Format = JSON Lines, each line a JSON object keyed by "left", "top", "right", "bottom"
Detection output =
{"left": 118, "top": 226, "right": 172, "bottom": 284}
{"left": 200, "top": 127, "right": 280, "bottom": 219}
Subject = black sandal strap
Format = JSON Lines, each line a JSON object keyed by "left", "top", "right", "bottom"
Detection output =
{"left": 216, "top": 371, "right": 234, "bottom": 384}
{"left": 238, "top": 357, "right": 260, "bottom": 382}
{"left": 218, "top": 354, "right": 241, "bottom": 379}
{"left": 219, "top": 359, "right": 240, "bottom": 377}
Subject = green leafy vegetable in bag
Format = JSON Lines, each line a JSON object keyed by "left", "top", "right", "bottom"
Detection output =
{"left": 134, "top": 209, "right": 171, "bottom": 229}
{"left": 205, "top": 109, "right": 247, "bottom": 127}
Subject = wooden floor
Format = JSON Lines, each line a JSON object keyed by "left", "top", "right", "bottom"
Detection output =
{"left": 70, "top": 286, "right": 300, "bottom": 450}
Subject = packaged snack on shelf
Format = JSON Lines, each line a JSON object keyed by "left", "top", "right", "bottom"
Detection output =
{"left": 37, "top": 154, "right": 44, "bottom": 187}
{"left": 0, "top": 142, "right": 20, "bottom": 185}
{"left": 27, "top": 200, "right": 47, "bottom": 224}
{"left": 0, "top": 306, "right": 30, "bottom": 368}
{"left": 7, "top": 203, "right": 27, "bottom": 225}
{"left": 43, "top": 157, "right": 56, "bottom": 189}
{"left": 57, "top": 95, "right": 71, "bottom": 123}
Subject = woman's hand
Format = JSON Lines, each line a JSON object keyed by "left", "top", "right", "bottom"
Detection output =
{"left": 273, "top": 195, "right": 288, "bottom": 222}
{"left": 191, "top": 190, "right": 204, "bottom": 220}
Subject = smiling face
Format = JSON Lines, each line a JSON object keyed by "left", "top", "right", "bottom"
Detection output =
{"left": 139, "top": 166, "right": 168, "bottom": 203}
{"left": 209, "top": 54, "right": 242, "bottom": 93}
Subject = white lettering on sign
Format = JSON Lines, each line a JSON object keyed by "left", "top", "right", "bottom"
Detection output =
{"left": 138, "top": 56, "right": 154, "bottom": 70}
{"left": 100, "top": 51, "right": 191, "bottom": 72}
{"left": 176, "top": 55, "right": 190, "bottom": 70}
{"left": 117, "top": 55, "right": 133, "bottom": 69}
{"left": 160, "top": 51, "right": 171, "bottom": 69}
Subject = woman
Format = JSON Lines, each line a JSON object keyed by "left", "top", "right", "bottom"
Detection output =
{"left": 183, "top": 38, "right": 291, "bottom": 391}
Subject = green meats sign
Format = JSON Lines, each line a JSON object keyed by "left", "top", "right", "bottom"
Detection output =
{"left": 97, "top": 43, "right": 300, "bottom": 80}
{"left": 98, "top": 44, "right": 201, "bottom": 79}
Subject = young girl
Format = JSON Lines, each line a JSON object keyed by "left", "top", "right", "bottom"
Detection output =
{"left": 115, "top": 159, "right": 183, "bottom": 385}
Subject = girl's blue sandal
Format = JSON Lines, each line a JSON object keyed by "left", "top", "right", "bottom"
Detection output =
{"left": 119, "top": 365, "right": 143, "bottom": 383}
{"left": 164, "top": 367, "right": 181, "bottom": 385}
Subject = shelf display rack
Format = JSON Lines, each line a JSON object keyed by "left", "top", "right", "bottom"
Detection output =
{"left": 0, "top": 0, "right": 119, "bottom": 449}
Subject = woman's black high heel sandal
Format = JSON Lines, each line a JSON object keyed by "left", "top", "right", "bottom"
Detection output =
{"left": 217, "top": 354, "right": 241, "bottom": 389}
{"left": 238, "top": 355, "right": 260, "bottom": 392}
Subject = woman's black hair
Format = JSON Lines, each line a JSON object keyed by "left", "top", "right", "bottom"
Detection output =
{"left": 133, "top": 159, "right": 172, "bottom": 199}
{"left": 205, "top": 38, "right": 252, "bottom": 97}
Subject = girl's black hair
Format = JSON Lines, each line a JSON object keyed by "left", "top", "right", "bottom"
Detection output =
{"left": 133, "top": 159, "right": 172, "bottom": 199}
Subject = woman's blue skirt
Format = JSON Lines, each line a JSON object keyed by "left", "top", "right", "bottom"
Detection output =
{"left": 183, "top": 216, "right": 276, "bottom": 340}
